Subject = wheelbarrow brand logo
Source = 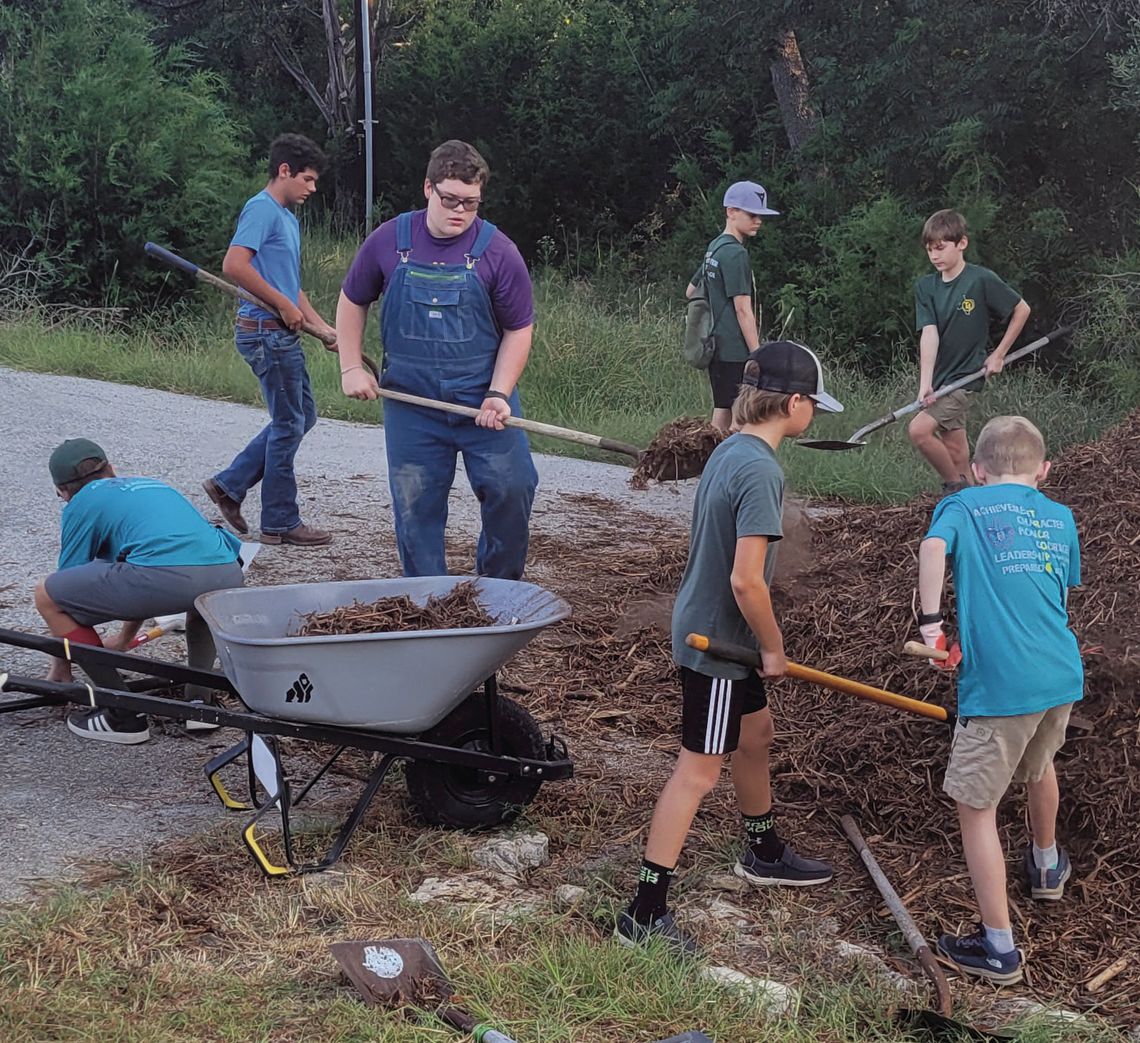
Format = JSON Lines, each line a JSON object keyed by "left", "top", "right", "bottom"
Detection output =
{"left": 285, "top": 672, "right": 314, "bottom": 704}
{"left": 362, "top": 945, "right": 404, "bottom": 979}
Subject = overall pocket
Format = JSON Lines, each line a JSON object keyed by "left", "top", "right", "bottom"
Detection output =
{"left": 396, "top": 274, "right": 476, "bottom": 344}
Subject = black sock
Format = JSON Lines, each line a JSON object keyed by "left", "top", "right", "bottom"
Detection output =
{"left": 743, "top": 811, "right": 783, "bottom": 861}
{"left": 627, "top": 858, "right": 674, "bottom": 923}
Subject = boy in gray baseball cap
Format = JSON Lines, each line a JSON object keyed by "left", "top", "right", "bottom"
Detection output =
{"left": 686, "top": 181, "right": 780, "bottom": 433}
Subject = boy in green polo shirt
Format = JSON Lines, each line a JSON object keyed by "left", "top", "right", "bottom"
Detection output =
{"left": 910, "top": 210, "right": 1031, "bottom": 494}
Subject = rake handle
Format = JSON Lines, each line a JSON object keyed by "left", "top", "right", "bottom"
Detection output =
{"left": 840, "top": 814, "right": 953, "bottom": 1018}
{"left": 144, "top": 241, "right": 337, "bottom": 347}
{"left": 685, "top": 634, "right": 950, "bottom": 723}
{"left": 903, "top": 640, "right": 950, "bottom": 662}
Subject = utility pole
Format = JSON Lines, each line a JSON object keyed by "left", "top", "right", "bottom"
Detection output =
{"left": 355, "top": 0, "right": 376, "bottom": 230}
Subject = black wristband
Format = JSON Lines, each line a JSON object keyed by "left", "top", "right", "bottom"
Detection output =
{"left": 917, "top": 611, "right": 944, "bottom": 625}
{"left": 485, "top": 389, "right": 510, "bottom": 402}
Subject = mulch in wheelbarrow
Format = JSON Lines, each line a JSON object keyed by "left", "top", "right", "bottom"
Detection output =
{"left": 292, "top": 580, "right": 496, "bottom": 636}
{"left": 515, "top": 410, "right": 1140, "bottom": 1027}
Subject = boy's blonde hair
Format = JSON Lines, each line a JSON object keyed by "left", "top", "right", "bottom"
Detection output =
{"left": 922, "top": 209, "right": 967, "bottom": 246}
{"left": 732, "top": 363, "right": 794, "bottom": 426}
{"left": 974, "top": 415, "right": 1046, "bottom": 476}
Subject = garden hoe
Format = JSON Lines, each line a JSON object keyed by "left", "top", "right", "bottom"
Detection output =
{"left": 797, "top": 326, "right": 1072, "bottom": 451}
{"left": 330, "top": 937, "right": 518, "bottom": 1042}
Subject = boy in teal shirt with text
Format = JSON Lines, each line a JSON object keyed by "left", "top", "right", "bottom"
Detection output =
{"left": 917, "top": 415, "right": 1082, "bottom": 984}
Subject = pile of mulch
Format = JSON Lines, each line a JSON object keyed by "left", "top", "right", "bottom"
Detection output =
{"left": 292, "top": 581, "right": 496, "bottom": 636}
{"left": 629, "top": 417, "right": 725, "bottom": 488}
{"left": 512, "top": 413, "right": 1140, "bottom": 1025}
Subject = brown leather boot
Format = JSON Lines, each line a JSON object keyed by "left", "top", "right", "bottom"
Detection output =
{"left": 260, "top": 523, "right": 332, "bottom": 546}
{"left": 202, "top": 478, "right": 249, "bottom": 535}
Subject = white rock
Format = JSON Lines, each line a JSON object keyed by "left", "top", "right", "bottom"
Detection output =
{"left": 408, "top": 875, "right": 502, "bottom": 905}
{"left": 699, "top": 897, "right": 752, "bottom": 928}
{"left": 831, "top": 940, "right": 917, "bottom": 998}
{"left": 472, "top": 832, "right": 550, "bottom": 877}
{"left": 699, "top": 965, "right": 799, "bottom": 1017}
{"left": 554, "top": 884, "right": 586, "bottom": 908}
{"left": 705, "top": 872, "right": 747, "bottom": 893}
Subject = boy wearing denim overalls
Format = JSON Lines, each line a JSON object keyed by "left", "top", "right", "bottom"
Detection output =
{"left": 335, "top": 140, "right": 538, "bottom": 579}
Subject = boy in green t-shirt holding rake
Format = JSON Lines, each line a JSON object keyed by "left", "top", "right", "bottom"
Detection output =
{"left": 910, "top": 209, "right": 1031, "bottom": 494}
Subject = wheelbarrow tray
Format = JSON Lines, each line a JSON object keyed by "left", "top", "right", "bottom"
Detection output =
{"left": 195, "top": 576, "right": 569, "bottom": 733}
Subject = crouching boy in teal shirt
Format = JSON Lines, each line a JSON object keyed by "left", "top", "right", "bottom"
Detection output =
{"left": 615, "top": 341, "right": 843, "bottom": 957}
{"left": 917, "top": 416, "right": 1082, "bottom": 984}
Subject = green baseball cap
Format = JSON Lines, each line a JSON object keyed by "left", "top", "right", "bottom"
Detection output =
{"left": 49, "top": 438, "right": 108, "bottom": 485}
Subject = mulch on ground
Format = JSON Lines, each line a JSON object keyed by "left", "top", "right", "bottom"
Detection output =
{"left": 512, "top": 411, "right": 1140, "bottom": 1025}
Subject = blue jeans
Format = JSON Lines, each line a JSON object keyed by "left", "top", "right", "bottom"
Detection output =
{"left": 214, "top": 329, "right": 316, "bottom": 534}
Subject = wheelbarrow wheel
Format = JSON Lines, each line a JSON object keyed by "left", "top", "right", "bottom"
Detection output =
{"left": 405, "top": 694, "right": 546, "bottom": 829}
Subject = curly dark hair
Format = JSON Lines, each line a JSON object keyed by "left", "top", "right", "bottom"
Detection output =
{"left": 268, "top": 133, "right": 328, "bottom": 179}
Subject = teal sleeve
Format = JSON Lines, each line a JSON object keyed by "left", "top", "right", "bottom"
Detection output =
{"left": 914, "top": 278, "right": 936, "bottom": 331}
{"left": 1068, "top": 514, "right": 1081, "bottom": 586}
{"left": 982, "top": 268, "right": 1023, "bottom": 323}
{"left": 719, "top": 245, "right": 752, "bottom": 299}
{"left": 925, "top": 498, "right": 966, "bottom": 553}
{"left": 58, "top": 507, "right": 97, "bottom": 570}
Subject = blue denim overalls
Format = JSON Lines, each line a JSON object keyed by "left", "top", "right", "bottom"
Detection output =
{"left": 379, "top": 212, "right": 538, "bottom": 579}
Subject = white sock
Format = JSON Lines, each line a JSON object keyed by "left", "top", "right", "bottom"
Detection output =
{"left": 983, "top": 924, "right": 1016, "bottom": 955}
{"left": 1033, "top": 842, "right": 1059, "bottom": 869}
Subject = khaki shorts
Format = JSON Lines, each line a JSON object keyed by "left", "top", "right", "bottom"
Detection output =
{"left": 943, "top": 703, "right": 1073, "bottom": 809}
{"left": 922, "top": 389, "right": 971, "bottom": 433}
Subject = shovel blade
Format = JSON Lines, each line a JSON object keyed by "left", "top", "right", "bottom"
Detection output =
{"left": 897, "top": 1008, "right": 1018, "bottom": 1041}
{"left": 330, "top": 937, "right": 453, "bottom": 1008}
{"left": 795, "top": 438, "right": 867, "bottom": 451}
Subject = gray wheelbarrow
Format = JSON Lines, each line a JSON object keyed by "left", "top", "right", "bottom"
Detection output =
{"left": 0, "top": 576, "right": 574, "bottom": 876}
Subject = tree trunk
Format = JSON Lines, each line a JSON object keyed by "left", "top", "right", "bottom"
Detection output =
{"left": 770, "top": 27, "right": 826, "bottom": 182}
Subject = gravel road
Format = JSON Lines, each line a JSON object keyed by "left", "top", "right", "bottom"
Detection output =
{"left": 0, "top": 366, "right": 694, "bottom": 903}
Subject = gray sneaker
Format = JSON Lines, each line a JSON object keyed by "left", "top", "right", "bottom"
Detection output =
{"left": 1024, "top": 843, "right": 1072, "bottom": 901}
{"left": 735, "top": 843, "right": 833, "bottom": 887}
{"left": 614, "top": 910, "right": 701, "bottom": 959}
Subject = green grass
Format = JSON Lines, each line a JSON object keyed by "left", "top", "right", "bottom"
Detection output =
{"left": 1, "top": 230, "right": 1133, "bottom": 503}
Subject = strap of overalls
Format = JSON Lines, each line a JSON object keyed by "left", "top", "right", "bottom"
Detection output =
{"left": 396, "top": 211, "right": 414, "bottom": 262}
{"left": 465, "top": 219, "right": 498, "bottom": 268}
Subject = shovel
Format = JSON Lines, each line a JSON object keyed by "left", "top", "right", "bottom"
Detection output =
{"left": 330, "top": 937, "right": 518, "bottom": 1042}
{"left": 685, "top": 634, "right": 950, "bottom": 723}
{"left": 797, "top": 325, "right": 1073, "bottom": 451}
{"left": 144, "top": 242, "right": 642, "bottom": 461}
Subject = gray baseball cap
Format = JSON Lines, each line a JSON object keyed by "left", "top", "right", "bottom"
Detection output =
{"left": 723, "top": 180, "right": 779, "bottom": 216}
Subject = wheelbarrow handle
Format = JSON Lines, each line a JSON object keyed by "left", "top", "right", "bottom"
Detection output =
{"left": 685, "top": 634, "right": 950, "bottom": 723}
{"left": 903, "top": 640, "right": 949, "bottom": 662}
{"left": 849, "top": 325, "right": 1073, "bottom": 443}
{"left": 144, "top": 241, "right": 337, "bottom": 347}
{"left": 356, "top": 354, "right": 643, "bottom": 460}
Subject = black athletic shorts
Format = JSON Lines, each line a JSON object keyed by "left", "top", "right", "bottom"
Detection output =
{"left": 680, "top": 666, "right": 768, "bottom": 755}
{"left": 708, "top": 358, "right": 746, "bottom": 410}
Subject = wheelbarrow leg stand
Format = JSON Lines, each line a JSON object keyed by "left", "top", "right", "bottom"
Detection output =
{"left": 206, "top": 731, "right": 400, "bottom": 876}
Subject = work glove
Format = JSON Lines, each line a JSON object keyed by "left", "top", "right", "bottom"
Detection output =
{"left": 919, "top": 621, "right": 962, "bottom": 670}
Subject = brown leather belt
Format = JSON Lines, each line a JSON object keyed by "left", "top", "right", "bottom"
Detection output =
{"left": 235, "top": 316, "right": 285, "bottom": 331}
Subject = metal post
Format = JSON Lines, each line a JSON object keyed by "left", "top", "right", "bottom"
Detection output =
{"left": 360, "top": 0, "right": 375, "bottom": 231}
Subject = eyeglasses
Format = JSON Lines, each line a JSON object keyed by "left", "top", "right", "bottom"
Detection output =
{"left": 432, "top": 184, "right": 481, "bottom": 212}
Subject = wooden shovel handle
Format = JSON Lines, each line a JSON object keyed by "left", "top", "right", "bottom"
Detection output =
{"left": 903, "top": 640, "right": 949, "bottom": 662}
{"left": 686, "top": 634, "right": 950, "bottom": 723}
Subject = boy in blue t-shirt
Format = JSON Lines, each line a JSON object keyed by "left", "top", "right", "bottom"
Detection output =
{"left": 917, "top": 415, "right": 1082, "bottom": 985}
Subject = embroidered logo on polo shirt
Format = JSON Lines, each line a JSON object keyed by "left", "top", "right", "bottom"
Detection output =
{"left": 960, "top": 297, "right": 976, "bottom": 314}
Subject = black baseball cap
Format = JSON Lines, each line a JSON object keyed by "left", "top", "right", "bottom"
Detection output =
{"left": 742, "top": 341, "right": 843, "bottom": 413}
{"left": 49, "top": 438, "right": 109, "bottom": 485}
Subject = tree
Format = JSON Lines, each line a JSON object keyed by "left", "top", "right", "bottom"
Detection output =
{"left": 0, "top": 0, "right": 247, "bottom": 301}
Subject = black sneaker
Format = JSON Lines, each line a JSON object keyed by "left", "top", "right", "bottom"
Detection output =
{"left": 1023, "top": 843, "right": 1072, "bottom": 901}
{"left": 614, "top": 910, "right": 701, "bottom": 958}
{"left": 734, "top": 843, "right": 833, "bottom": 887}
{"left": 937, "top": 925, "right": 1024, "bottom": 985}
{"left": 67, "top": 709, "right": 150, "bottom": 745}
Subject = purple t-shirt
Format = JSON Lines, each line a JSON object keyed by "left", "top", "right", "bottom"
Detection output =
{"left": 341, "top": 210, "right": 535, "bottom": 331}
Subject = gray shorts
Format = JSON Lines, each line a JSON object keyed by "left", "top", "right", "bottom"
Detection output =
{"left": 45, "top": 561, "right": 244, "bottom": 626}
